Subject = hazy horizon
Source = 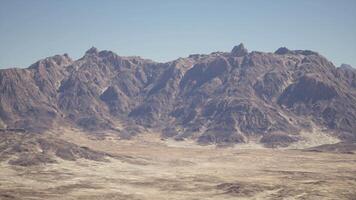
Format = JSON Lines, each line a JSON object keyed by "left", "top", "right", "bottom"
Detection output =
{"left": 1, "top": 0, "right": 356, "bottom": 68}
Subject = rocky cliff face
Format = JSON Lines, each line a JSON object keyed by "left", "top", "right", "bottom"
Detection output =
{"left": 1, "top": 44, "right": 355, "bottom": 146}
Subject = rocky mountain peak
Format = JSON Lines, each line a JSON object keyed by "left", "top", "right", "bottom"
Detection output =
{"left": 85, "top": 46, "right": 99, "bottom": 55}
{"left": 274, "top": 47, "right": 319, "bottom": 57}
{"left": 274, "top": 47, "right": 292, "bottom": 55}
{"left": 231, "top": 43, "right": 248, "bottom": 57}
{"left": 29, "top": 54, "right": 73, "bottom": 70}
{"left": 340, "top": 63, "right": 354, "bottom": 69}
{"left": 51, "top": 54, "right": 73, "bottom": 65}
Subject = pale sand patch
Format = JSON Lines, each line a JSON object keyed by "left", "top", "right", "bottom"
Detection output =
{"left": 287, "top": 126, "right": 340, "bottom": 149}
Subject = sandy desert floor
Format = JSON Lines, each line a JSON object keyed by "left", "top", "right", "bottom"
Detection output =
{"left": 0, "top": 129, "right": 355, "bottom": 200}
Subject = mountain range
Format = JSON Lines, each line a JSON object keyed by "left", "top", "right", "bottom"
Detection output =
{"left": 1, "top": 43, "right": 355, "bottom": 147}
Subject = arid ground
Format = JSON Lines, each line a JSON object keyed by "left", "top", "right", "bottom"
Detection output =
{"left": 0, "top": 129, "right": 355, "bottom": 200}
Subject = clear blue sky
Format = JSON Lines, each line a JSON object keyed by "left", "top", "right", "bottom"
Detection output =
{"left": 0, "top": 0, "right": 356, "bottom": 68}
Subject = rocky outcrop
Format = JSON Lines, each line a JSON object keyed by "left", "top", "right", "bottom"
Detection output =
{"left": 0, "top": 130, "right": 109, "bottom": 166}
{"left": 231, "top": 43, "right": 248, "bottom": 57}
